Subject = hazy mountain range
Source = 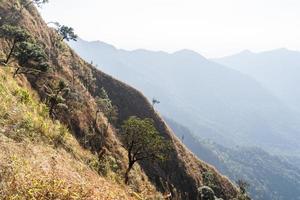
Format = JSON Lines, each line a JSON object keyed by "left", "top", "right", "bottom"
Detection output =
{"left": 214, "top": 48, "right": 300, "bottom": 113}
{"left": 70, "top": 39, "right": 300, "bottom": 156}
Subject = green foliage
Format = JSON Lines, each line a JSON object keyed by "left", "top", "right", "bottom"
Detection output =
{"left": 13, "top": 88, "right": 31, "bottom": 104}
{"left": 198, "top": 186, "right": 215, "bottom": 200}
{"left": 98, "top": 155, "right": 120, "bottom": 177}
{"left": 44, "top": 80, "right": 70, "bottom": 118}
{"left": 0, "top": 24, "right": 30, "bottom": 43}
{"left": 202, "top": 171, "right": 222, "bottom": 195}
{"left": 56, "top": 24, "right": 78, "bottom": 42}
{"left": 120, "top": 116, "right": 170, "bottom": 183}
{"left": 0, "top": 70, "right": 68, "bottom": 146}
{"left": 0, "top": 24, "right": 49, "bottom": 76}
{"left": 95, "top": 87, "right": 118, "bottom": 125}
{"left": 121, "top": 116, "right": 169, "bottom": 162}
{"left": 0, "top": 24, "right": 30, "bottom": 64}
{"left": 14, "top": 41, "right": 49, "bottom": 76}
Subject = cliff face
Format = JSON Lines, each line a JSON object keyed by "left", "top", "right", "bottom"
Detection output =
{"left": 0, "top": 0, "right": 239, "bottom": 199}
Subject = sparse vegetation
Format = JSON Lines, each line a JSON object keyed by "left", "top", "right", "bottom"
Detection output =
{"left": 19, "top": 0, "right": 49, "bottom": 11}
{"left": 235, "top": 179, "right": 251, "bottom": 200}
{"left": 95, "top": 87, "right": 118, "bottom": 126}
{"left": 152, "top": 98, "right": 160, "bottom": 107}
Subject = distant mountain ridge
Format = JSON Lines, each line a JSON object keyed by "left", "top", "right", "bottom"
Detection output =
{"left": 214, "top": 48, "right": 300, "bottom": 113}
{"left": 70, "top": 39, "right": 300, "bottom": 156}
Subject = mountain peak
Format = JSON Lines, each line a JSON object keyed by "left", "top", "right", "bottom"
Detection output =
{"left": 173, "top": 49, "right": 207, "bottom": 60}
{"left": 239, "top": 49, "right": 253, "bottom": 55}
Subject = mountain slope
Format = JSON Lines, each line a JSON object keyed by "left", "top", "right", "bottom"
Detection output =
{"left": 214, "top": 48, "right": 300, "bottom": 113}
{"left": 166, "top": 118, "right": 300, "bottom": 200}
{"left": 0, "top": 1, "right": 241, "bottom": 199}
{"left": 0, "top": 68, "right": 136, "bottom": 199}
{"left": 70, "top": 39, "right": 300, "bottom": 155}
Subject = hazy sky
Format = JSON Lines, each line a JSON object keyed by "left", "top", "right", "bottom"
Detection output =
{"left": 40, "top": 0, "right": 300, "bottom": 57}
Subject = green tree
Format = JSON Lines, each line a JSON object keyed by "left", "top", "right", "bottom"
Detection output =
{"left": 44, "top": 80, "right": 70, "bottom": 118}
{"left": 0, "top": 25, "right": 30, "bottom": 65}
{"left": 95, "top": 87, "right": 118, "bottom": 126}
{"left": 120, "top": 116, "right": 169, "bottom": 184}
{"left": 57, "top": 25, "right": 77, "bottom": 42}
{"left": 13, "top": 41, "right": 49, "bottom": 77}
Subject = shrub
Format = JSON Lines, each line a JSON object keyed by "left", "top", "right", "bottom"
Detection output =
{"left": 198, "top": 186, "right": 216, "bottom": 200}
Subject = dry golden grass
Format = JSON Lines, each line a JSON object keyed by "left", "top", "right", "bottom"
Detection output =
{"left": 0, "top": 68, "right": 138, "bottom": 199}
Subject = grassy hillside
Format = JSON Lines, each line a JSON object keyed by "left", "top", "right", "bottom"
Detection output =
{"left": 0, "top": 68, "right": 138, "bottom": 199}
{"left": 0, "top": 0, "right": 244, "bottom": 199}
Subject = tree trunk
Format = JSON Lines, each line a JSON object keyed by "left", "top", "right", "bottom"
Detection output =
{"left": 124, "top": 161, "right": 134, "bottom": 184}
{"left": 5, "top": 40, "right": 16, "bottom": 65}
{"left": 13, "top": 67, "right": 20, "bottom": 78}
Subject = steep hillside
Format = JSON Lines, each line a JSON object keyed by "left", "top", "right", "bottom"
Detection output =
{"left": 70, "top": 39, "right": 300, "bottom": 155}
{"left": 0, "top": 0, "right": 241, "bottom": 199}
{"left": 0, "top": 68, "right": 136, "bottom": 199}
{"left": 167, "top": 118, "right": 300, "bottom": 200}
{"left": 214, "top": 49, "right": 300, "bottom": 113}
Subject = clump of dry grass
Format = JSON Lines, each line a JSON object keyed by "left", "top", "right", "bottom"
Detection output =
{"left": 0, "top": 155, "right": 91, "bottom": 200}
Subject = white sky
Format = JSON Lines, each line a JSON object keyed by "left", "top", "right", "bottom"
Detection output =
{"left": 40, "top": 0, "right": 300, "bottom": 58}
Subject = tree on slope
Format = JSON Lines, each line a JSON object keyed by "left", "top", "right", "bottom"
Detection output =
{"left": 120, "top": 116, "right": 169, "bottom": 184}
{"left": 56, "top": 24, "right": 78, "bottom": 42}
{"left": 95, "top": 87, "right": 118, "bottom": 127}
{"left": 14, "top": 41, "right": 49, "bottom": 77}
{"left": 44, "top": 80, "right": 70, "bottom": 118}
{"left": 0, "top": 25, "right": 30, "bottom": 65}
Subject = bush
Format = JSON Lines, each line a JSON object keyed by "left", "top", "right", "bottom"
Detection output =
{"left": 198, "top": 186, "right": 216, "bottom": 200}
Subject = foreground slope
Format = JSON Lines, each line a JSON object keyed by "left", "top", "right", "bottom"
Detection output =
{"left": 0, "top": 0, "right": 241, "bottom": 199}
{"left": 0, "top": 68, "right": 135, "bottom": 199}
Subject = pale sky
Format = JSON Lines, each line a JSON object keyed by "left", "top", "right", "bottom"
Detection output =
{"left": 40, "top": 0, "right": 300, "bottom": 58}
